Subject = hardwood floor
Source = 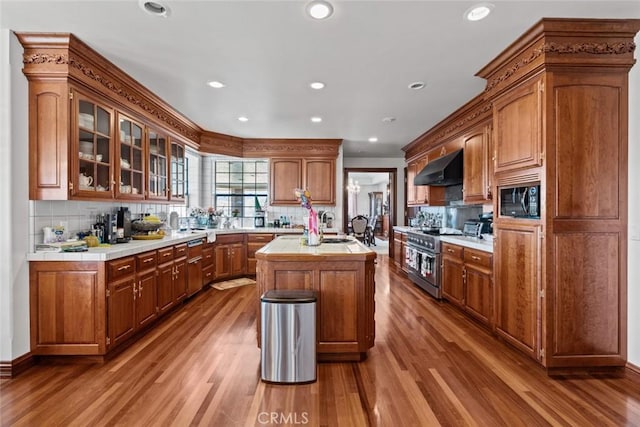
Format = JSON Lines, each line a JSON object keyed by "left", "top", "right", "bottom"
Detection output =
{"left": 2, "top": 254, "right": 640, "bottom": 426}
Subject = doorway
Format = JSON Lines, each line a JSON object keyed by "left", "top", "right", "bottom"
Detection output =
{"left": 343, "top": 168, "right": 396, "bottom": 240}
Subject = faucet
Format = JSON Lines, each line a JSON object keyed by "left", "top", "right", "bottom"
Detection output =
{"left": 319, "top": 211, "right": 335, "bottom": 230}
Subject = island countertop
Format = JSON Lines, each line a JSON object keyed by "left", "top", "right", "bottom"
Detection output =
{"left": 256, "top": 236, "right": 376, "bottom": 261}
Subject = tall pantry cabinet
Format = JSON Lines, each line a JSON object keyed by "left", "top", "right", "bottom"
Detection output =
{"left": 477, "top": 18, "right": 640, "bottom": 369}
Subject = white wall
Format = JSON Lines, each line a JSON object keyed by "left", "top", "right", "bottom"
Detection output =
{"left": 343, "top": 157, "right": 406, "bottom": 225}
{"left": 627, "top": 32, "right": 640, "bottom": 366}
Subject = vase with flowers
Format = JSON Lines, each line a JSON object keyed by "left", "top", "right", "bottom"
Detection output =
{"left": 295, "top": 188, "right": 320, "bottom": 246}
{"left": 207, "top": 207, "right": 224, "bottom": 228}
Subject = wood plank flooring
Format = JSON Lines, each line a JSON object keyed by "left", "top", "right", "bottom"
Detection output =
{"left": 2, "top": 254, "right": 640, "bottom": 426}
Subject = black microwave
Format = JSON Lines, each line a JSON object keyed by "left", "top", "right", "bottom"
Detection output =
{"left": 499, "top": 184, "right": 541, "bottom": 219}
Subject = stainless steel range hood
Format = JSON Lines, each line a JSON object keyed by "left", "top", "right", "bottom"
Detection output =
{"left": 413, "top": 149, "right": 463, "bottom": 186}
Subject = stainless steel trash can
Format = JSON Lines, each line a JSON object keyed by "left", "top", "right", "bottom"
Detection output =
{"left": 261, "top": 290, "right": 317, "bottom": 384}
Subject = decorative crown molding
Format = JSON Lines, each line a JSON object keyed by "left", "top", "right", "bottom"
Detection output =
{"left": 23, "top": 53, "right": 69, "bottom": 65}
{"left": 66, "top": 57, "right": 200, "bottom": 142}
{"left": 485, "top": 41, "right": 636, "bottom": 93}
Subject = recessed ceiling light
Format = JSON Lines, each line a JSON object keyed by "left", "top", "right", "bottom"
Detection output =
{"left": 310, "top": 81, "right": 325, "bottom": 90}
{"left": 382, "top": 117, "right": 396, "bottom": 123}
{"left": 464, "top": 3, "right": 493, "bottom": 21}
{"left": 311, "top": 116, "right": 323, "bottom": 123}
{"left": 207, "top": 81, "right": 226, "bottom": 89}
{"left": 238, "top": 116, "right": 249, "bottom": 122}
{"left": 368, "top": 137, "right": 378, "bottom": 143}
{"left": 306, "top": 0, "right": 334, "bottom": 20}
{"left": 408, "top": 81, "right": 426, "bottom": 90}
{"left": 138, "top": 0, "right": 170, "bottom": 17}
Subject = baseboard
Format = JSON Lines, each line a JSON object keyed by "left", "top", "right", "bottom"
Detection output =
{"left": 0, "top": 352, "right": 36, "bottom": 378}
{"left": 626, "top": 361, "right": 640, "bottom": 377}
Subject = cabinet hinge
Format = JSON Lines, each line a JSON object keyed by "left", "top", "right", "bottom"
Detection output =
{"left": 69, "top": 91, "right": 73, "bottom": 100}
{"left": 539, "top": 348, "right": 544, "bottom": 359}
{"left": 539, "top": 289, "right": 545, "bottom": 298}
{"left": 538, "top": 81, "right": 544, "bottom": 92}
{"left": 106, "top": 289, "right": 110, "bottom": 297}
{"left": 106, "top": 337, "right": 111, "bottom": 345}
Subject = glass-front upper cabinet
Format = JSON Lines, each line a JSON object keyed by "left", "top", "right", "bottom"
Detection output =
{"left": 147, "top": 129, "right": 169, "bottom": 200}
{"left": 117, "top": 114, "right": 145, "bottom": 199}
{"left": 74, "top": 93, "right": 113, "bottom": 198}
{"left": 170, "top": 139, "right": 186, "bottom": 201}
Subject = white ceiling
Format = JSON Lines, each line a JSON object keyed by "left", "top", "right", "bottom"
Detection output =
{"left": 2, "top": 1, "right": 639, "bottom": 158}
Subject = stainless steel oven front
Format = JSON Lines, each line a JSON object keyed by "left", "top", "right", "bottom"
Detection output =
{"left": 406, "top": 232, "right": 442, "bottom": 299}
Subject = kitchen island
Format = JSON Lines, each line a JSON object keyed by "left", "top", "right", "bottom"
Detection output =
{"left": 256, "top": 236, "right": 376, "bottom": 362}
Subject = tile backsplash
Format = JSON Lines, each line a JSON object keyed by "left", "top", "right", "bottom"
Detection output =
{"left": 29, "top": 200, "right": 338, "bottom": 251}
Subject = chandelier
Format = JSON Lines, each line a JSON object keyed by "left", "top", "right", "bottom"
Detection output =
{"left": 347, "top": 178, "right": 360, "bottom": 194}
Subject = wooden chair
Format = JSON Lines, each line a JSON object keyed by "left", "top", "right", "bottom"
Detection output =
{"left": 350, "top": 215, "right": 369, "bottom": 244}
{"left": 366, "top": 215, "right": 379, "bottom": 246}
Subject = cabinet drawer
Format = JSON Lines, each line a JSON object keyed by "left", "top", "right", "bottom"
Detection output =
{"left": 174, "top": 243, "right": 188, "bottom": 259}
{"left": 442, "top": 243, "right": 463, "bottom": 259}
{"left": 107, "top": 256, "right": 135, "bottom": 280}
{"left": 157, "top": 246, "right": 174, "bottom": 263}
{"left": 464, "top": 248, "right": 492, "bottom": 269}
{"left": 136, "top": 251, "right": 157, "bottom": 271}
{"left": 202, "top": 246, "right": 214, "bottom": 268}
{"left": 247, "top": 233, "right": 274, "bottom": 243}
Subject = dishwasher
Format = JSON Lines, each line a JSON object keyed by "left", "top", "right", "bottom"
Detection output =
{"left": 186, "top": 238, "right": 203, "bottom": 297}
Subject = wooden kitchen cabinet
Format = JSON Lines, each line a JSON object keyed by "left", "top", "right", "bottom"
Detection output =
{"left": 304, "top": 159, "right": 335, "bottom": 205}
{"left": 462, "top": 121, "right": 492, "bottom": 203}
{"left": 270, "top": 158, "right": 336, "bottom": 205}
{"left": 156, "top": 246, "right": 176, "bottom": 315}
{"left": 391, "top": 229, "right": 407, "bottom": 272}
{"left": 492, "top": 75, "right": 543, "bottom": 174}
{"left": 214, "top": 234, "right": 246, "bottom": 280}
{"left": 269, "top": 159, "right": 302, "bottom": 205}
{"left": 441, "top": 243, "right": 465, "bottom": 308}
{"left": 441, "top": 243, "right": 493, "bottom": 326}
{"left": 246, "top": 233, "right": 274, "bottom": 275}
{"left": 463, "top": 248, "right": 493, "bottom": 325}
{"left": 173, "top": 244, "right": 188, "bottom": 302}
{"left": 135, "top": 251, "right": 158, "bottom": 328}
{"left": 73, "top": 92, "right": 114, "bottom": 199}
{"left": 493, "top": 223, "right": 540, "bottom": 361}
{"left": 107, "top": 256, "right": 137, "bottom": 349}
{"left": 169, "top": 140, "right": 187, "bottom": 201}
{"left": 202, "top": 243, "right": 214, "bottom": 285}
{"left": 29, "top": 261, "right": 106, "bottom": 355}
{"left": 146, "top": 128, "right": 169, "bottom": 200}
{"left": 186, "top": 240, "right": 204, "bottom": 297}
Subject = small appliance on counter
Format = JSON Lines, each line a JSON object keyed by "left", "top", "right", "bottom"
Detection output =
{"left": 115, "top": 207, "right": 132, "bottom": 243}
{"left": 462, "top": 221, "right": 483, "bottom": 239}
{"left": 478, "top": 212, "right": 493, "bottom": 235}
{"left": 255, "top": 210, "right": 265, "bottom": 228}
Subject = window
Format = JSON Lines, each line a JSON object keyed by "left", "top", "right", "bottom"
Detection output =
{"left": 213, "top": 159, "right": 268, "bottom": 227}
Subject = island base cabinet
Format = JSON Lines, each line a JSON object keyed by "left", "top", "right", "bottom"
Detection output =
{"left": 256, "top": 257, "right": 376, "bottom": 362}
{"left": 29, "top": 262, "right": 106, "bottom": 355}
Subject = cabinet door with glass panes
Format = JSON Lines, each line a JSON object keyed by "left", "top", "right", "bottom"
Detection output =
{"left": 147, "top": 128, "right": 169, "bottom": 200}
{"left": 116, "top": 114, "right": 145, "bottom": 199}
{"left": 170, "top": 140, "right": 186, "bottom": 202}
{"left": 73, "top": 92, "right": 113, "bottom": 198}
{"left": 214, "top": 160, "right": 268, "bottom": 228}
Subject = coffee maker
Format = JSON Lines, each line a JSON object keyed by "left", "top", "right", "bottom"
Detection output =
{"left": 254, "top": 210, "right": 265, "bottom": 228}
{"left": 116, "top": 207, "right": 132, "bottom": 242}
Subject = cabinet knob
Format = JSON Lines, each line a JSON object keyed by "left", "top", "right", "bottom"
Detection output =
{"left": 471, "top": 255, "right": 481, "bottom": 261}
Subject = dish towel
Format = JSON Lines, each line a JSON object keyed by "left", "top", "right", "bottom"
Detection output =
{"left": 207, "top": 231, "right": 216, "bottom": 243}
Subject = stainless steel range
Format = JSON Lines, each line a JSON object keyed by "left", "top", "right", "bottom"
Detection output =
{"left": 405, "top": 231, "right": 442, "bottom": 299}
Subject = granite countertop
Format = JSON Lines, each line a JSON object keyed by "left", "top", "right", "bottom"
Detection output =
{"left": 28, "top": 227, "right": 341, "bottom": 262}
{"left": 439, "top": 235, "right": 494, "bottom": 253}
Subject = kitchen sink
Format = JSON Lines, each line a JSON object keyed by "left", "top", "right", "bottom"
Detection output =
{"left": 321, "top": 238, "right": 353, "bottom": 243}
